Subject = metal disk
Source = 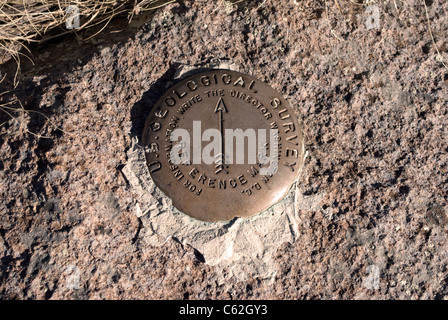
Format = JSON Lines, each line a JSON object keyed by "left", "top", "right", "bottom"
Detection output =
{"left": 142, "top": 70, "right": 304, "bottom": 222}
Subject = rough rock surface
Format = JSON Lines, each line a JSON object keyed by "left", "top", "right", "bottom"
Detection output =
{"left": 0, "top": 0, "right": 448, "bottom": 299}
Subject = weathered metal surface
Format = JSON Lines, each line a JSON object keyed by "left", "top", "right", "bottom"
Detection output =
{"left": 142, "top": 70, "right": 304, "bottom": 221}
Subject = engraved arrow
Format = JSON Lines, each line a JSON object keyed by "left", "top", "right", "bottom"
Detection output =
{"left": 214, "top": 97, "right": 229, "bottom": 174}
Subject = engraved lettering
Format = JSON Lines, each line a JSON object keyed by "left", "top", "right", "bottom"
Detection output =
{"left": 208, "top": 178, "right": 216, "bottom": 188}
{"left": 237, "top": 175, "right": 247, "bottom": 185}
{"left": 233, "top": 76, "right": 245, "bottom": 87}
{"left": 248, "top": 80, "right": 256, "bottom": 92}
{"left": 286, "top": 135, "right": 299, "bottom": 145}
{"left": 201, "top": 76, "right": 211, "bottom": 86}
{"left": 248, "top": 166, "right": 259, "bottom": 177}
{"left": 173, "top": 168, "right": 184, "bottom": 181}
{"left": 198, "top": 173, "right": 207, "bottom": 184}
{"left": 176, "top": 95, "right": 202, "bottom": 114}
{"left": 222, "top": 74, "right": 232, "bottom": 85}
{"left": 283, "top": 122, "right": 295, "bottom": 133}
{"left": 186, "top": 80, "right": 198, "bottom": 91}
{"left": 178, "top": 103, "right": 189, "bottom": 114}
{"left": 270, "top": 98, "right": 281, "bottom": 109}
{"left": 155, "top": 109, "right": 168, "bottom": 118}
{"left": 145, "top": 143, "right": 159, "bottom": 153}
{"left": 148, "top": 161, "right": 161, "bottom": 173}
{"left": 189, "top": 167, "right": 199, "bottom": 179}
{"left": 285, "top": 148, "right": 299, "bottom": 158}
{"left": 165, "top": 96, "right": 176, "bottom": 107}
{"left": 284, "top": 161, "right": 296, "bottom": 171}
{"left": 205, "top": 89, "right": 225, "bottom": 98}
{"left": 169, "top": 116, "right": 180, "bottom": 129}
{"left": 278, "top": 109, "right": 291, "bottom": 120}
{"left": 183, "top": 180, "right": 198, "bottom": 193}
{"left": 218, "top": 179, "right": 226, "bottom": 189}
{"left": 173, "top": 89, "right": 187, "bottom": 99}
{"left": 150, "top": 122, "right": 161, "bottom": 131}
{"left": 261, "top": 173, "right": 273, "bottom": 183}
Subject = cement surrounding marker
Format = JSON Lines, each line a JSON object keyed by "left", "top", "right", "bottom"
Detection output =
{"left": 122, "top": 62, "right": 319, "bottom": 281}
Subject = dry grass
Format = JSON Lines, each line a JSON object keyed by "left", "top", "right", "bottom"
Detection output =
{"left": 0, "top": 0, "right": 177, "bottom": 138}
{"left": 0, "top": 0, "right": 175, "bottom": 42}
{"left": 0, "top": 93, "right": 67, "bottom": 138}
{"left": 0, "top": 0, "right": 177, "bottom": 86}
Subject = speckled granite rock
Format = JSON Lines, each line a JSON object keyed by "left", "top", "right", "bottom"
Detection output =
{"left": 0, "top": 0, "right": 447, "bottom": 299}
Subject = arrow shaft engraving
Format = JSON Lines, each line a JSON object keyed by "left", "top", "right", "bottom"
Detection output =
{"left": 214, "top": 97, "right": 228, "bottom": 174}
{"left": 219, "top": 109, "right": 224, "bottom": 164}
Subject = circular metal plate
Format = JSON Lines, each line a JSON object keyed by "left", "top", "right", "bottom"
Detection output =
{"left": 142, "top": 70, "right": 304, "bottom": 222}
